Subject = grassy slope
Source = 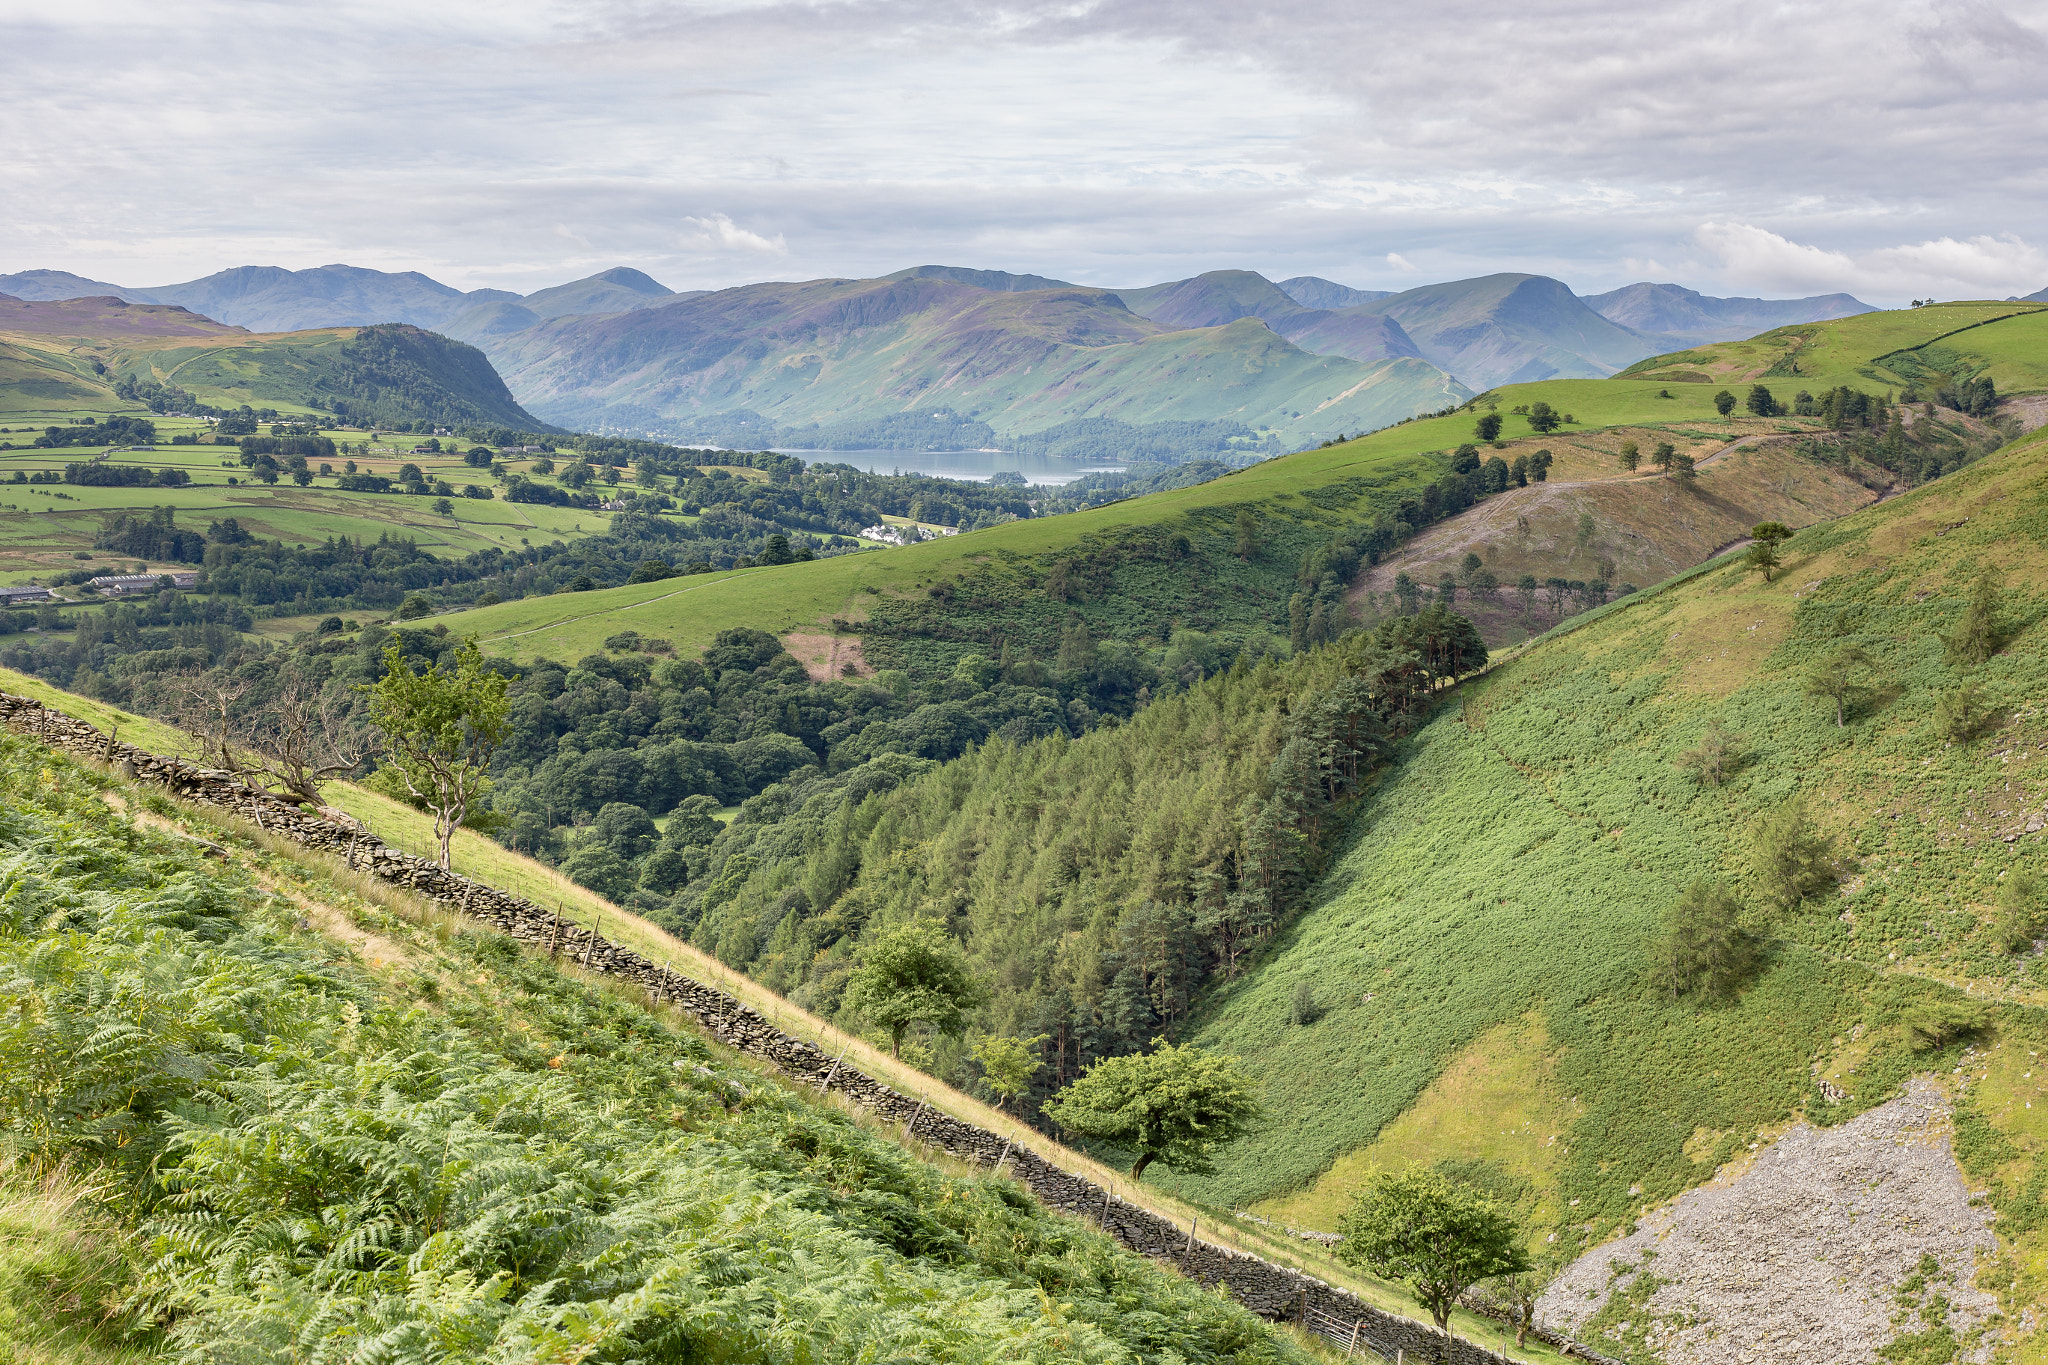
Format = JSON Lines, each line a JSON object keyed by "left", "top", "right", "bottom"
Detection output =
{"left": 1619, "top": 300, "right": 2048, "bottom": 392}
{"left": 1162, "top": 424, "right": 2048, "bottom": 1327}
{"left": 0, "top": 660, "right": 1570, "bottom": 1362}
{"left": 442, "top": 366, "right": 1923, "bottom": 668}
{"left": 0, "top": 729, "right": 1321, "bottom": 1365}
{"left": 443, "top": 378, "right": 1761, "bottom": 665}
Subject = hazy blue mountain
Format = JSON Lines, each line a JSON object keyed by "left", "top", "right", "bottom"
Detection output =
{"left": 884, "top": 265, "right": 1078, "bottom": 292}
{"left": 2024, "top": 285, "right": 2048, "bottom": 303}
{"left": 1583, "top": 282, "right": 1874, "bottom": 344}
{"left": 1109, "top": 269, "right": 1422, "bottom": 366}
{"left": 1276, "top": 276, "right": 1392, "bottom": 310}
{"left": 520, "top": 266, "right": 677, "bottom": 319}
{"left": 127, "top": 264, "right": 505, "bottom": 332}
{"left": 1350, "top": 273, "right": 1657, "bottom": 389}
{"left": 0, "top": 263, "right": 682, "bottom": 336}
{"left": 0, "top": 269, "right": 145, "bottom": 302}
{"left": 443, "top": 268, "right": 689, "bottom": 344}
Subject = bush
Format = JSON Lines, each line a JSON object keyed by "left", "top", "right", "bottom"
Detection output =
{"left": 1656, "top": 880, "right": 1761, "bottom": 1001}
{"left": 1750, "top": 798, "right": 1838, "bottom": 910}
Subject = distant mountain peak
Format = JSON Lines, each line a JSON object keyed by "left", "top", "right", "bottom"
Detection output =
{"left": 1276, "top": 276, "right": 1392, "bottom": 311}
{"left": 883, "top": 265, "right": 1079, "bottom": 293}
{"left": 1582, "top": 282, "right": 1874, "bottom": 344}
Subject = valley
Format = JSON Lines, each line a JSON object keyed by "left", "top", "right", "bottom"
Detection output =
{"left": 0, "top": 253, "right": 2044, "bottom": 1365}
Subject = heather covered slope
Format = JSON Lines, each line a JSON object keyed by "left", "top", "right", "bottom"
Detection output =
{"left": 1166, "top": 427, "right": 2048, "bottom": 1354}
{"left": 489, "top": 273, "right": 1467, "bottom": 443}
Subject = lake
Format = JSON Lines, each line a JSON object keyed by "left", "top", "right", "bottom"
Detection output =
{"left": 770, "top": 448, "right": 1122, "bottom": 486}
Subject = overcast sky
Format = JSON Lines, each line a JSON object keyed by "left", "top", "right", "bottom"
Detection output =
{"left": 5, "top": 0, "right": 2046, "bottom": 304}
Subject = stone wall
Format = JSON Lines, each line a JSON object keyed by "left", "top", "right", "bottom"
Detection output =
{"left": 0, "top": 691, "right": 1618, "bottom": 1365}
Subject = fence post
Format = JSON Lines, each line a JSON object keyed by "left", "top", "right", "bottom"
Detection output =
{"left": 1185, "top": 1216, "right": 1197, "bottom": 1254}
{"left": 1347, "top": 1318, "right": 1361, "bottom": 1357}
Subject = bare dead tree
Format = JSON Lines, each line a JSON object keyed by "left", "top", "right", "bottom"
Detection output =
{"left": 237, "top": 668, "right": 369, "bottom": 804}
{"left": 162, "top": 672, "right": 257, "bottom": 775}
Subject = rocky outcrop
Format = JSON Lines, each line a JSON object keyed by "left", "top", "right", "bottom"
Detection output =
{"left": 1, "top": 691, "right": 1601, "bottom": 1365}
{"left": 1537, "top": 1079, "right": 1996, "bottom": 1365}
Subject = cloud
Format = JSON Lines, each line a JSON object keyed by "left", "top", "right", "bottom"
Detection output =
{"left": 680, "top": 213, "right": 788, "bottom": 256}
{"left": 1695, "top": 222, "right": 2048, "bottom": 300}
{"left": 2, "top": 0, "right": 2045, "bottom": 302}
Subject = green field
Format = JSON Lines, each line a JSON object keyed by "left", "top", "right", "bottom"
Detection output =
{"left": 439, "top": 373, "right": 1841, "bottom": 663}
{"left": 1620, "top": 299, "right": 2048, "bottom": 393}
{"left": 0, "top": 416, "right": 606, "bottom": 582}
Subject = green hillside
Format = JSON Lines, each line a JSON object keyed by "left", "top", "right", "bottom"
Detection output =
{"left": 0, "top": 722, "right": 1316, "bottom": 1365}
{"left": 488, "top": 275, "right": 1468, "bottom": 446}
{"left": 0, "top": 299, "right": 547, "bottom": 429}
{"left": 1173, "top": 427, "right": 2048, "bottom": 1267}
{"left": 1619, "top": 299, "right": 2048, "bottom": 394}
{"left": 440, "top": 371, "right": 1909, "bottom": 669}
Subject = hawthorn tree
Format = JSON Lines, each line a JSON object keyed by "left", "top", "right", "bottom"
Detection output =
{"left": 1474, "top": 412, "right": 1503, "bottom": 442}
{"left": 1525, "top": 401, "right": 1560, "bottom": 434}
{"left": 1803, "top": 644, "right": 1875, "bottom": 727}
{"left": 843, "top": 919, "right": 987, "bottom": 1057}
{"left": 363, "top": 636, "right": 514, "bottom": 869}
{"left": 1337, "top": 1167, "right": 1531, "bottom": 1331}
{"left": 1042, "top": 1039, "right": 1260, "bottom": 1181}
{"left": 970, "top": 1033, "right": 1047, "bottom": 1111}
{"left": 1714, "top": 389, "right": 1737, "bottom": 415}
{"left": 1746, "top": 521, "right": 1792, "bottom": 582}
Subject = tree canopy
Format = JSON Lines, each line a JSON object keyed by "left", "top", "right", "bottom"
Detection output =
{"left": 1042, "top": 1039, "right": 1261, "bottom": 1181}
{"left": 842, "top": 919, "right": 988, "bottom": 1056}
{"left": 363, "top": 635, "right": 514, "bottom": 868}
{"left": 1336, "top": 1167, "right": 1531, "bottom": 1331}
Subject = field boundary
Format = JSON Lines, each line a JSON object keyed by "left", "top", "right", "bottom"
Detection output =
{"left": 0, "top": 689, "right": 1620, "bottom": 1365}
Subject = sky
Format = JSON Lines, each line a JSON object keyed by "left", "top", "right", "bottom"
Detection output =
{"left": 4, "top": 0, "right": 2047, "bottom": 305}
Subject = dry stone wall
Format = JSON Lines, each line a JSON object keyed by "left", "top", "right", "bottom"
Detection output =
{"left": 0, "top": 691, "right": 1613, "bottom": 1365}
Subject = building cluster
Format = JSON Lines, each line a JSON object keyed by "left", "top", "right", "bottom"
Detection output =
{"left": 88, "top": 571, "right": 198, "bottom": 596}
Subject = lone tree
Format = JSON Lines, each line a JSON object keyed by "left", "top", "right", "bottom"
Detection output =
{"left": 1651, "top": 441, "right": 1676, "bottom": 471}
{"left": 843, "top": 919, "right": 987, "bottom": 1057}
{"left": 1525, "top": 401, "right": 1560, "bottom": 434}
{"left": 1234, "top": 508, "right": 1261, "bottom": 561}
{"left": 1803, "top": 643, "right": 1875, "bottom": 727}
{"left": 1336, "top": 1166, "right": 1532, "bottom": 1332}
{"left": 363, "top": 636, "right": 514, "bottom": 869}
{"left": 1675, "top": 719, "right": 1742, "bottom": 787}
{"left": 1746, "top": 384, "right": 1778, "bottom": 417}
{"left": 1042, "top": 1038, "right": 1261, "bottom": 1181}
{"left": 1943, "top": 567, "right": 2005, "bottom": 666}
{"left": 1751, "top": 796, "right": 1838, "bottom": 910}
{"left": 1474, "top": 412, "right": 1504, "bottom": 442}
{"left": 1714, "top": 389, "right": 1737, "bottom": 415}
{"left": 1617, "top": 439, "right": 1640, "bottom": 472}
{"left": 1745, "top": 522, "right": 1792, "bottom": 582}
{"left": 969, "top": 1032, "right": 1047, "bottom": 1111}
{"left": 1657, "top": 879, "right": 1761, "bottom": 1000}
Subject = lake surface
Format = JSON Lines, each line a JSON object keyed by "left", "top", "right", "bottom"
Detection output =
{"left": 770, "top": 448, "right": 1122, "bottom": 486}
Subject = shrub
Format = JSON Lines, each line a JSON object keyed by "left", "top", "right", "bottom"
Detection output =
{"left": 1751, "top": 798, "right": 1838, "bottom": 910}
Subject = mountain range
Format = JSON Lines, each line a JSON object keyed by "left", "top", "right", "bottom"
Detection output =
{"left": 2, "top": 257, "right": 1910, "bottom": 440}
